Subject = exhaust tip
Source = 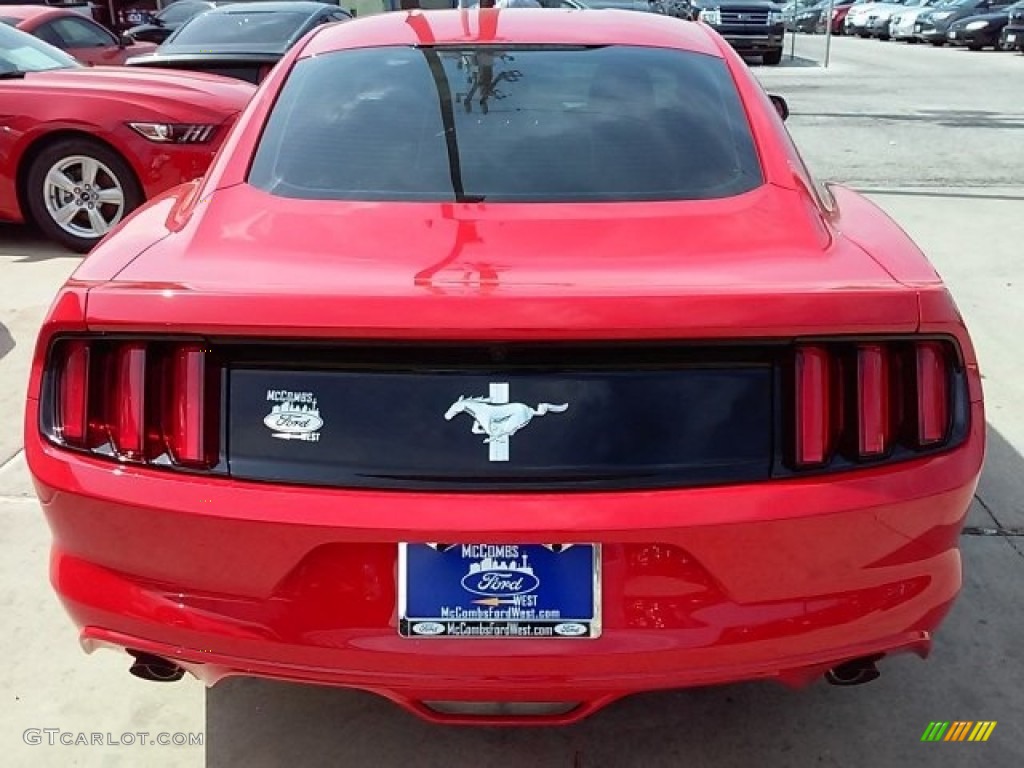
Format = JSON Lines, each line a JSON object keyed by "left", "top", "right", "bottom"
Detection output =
{"left": 825, "top": 654, "right": 883, "bottom": 687}
{"left": 128, "top": 651, "right": 185, "bottom": 683}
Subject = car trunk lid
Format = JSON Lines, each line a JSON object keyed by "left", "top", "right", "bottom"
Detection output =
{"left": 90, "top": 183, "right": 919, "bottom": 338}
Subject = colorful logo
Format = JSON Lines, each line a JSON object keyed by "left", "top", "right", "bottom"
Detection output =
{"left": 921, "top": 721, "right": 997, "bottom": 742}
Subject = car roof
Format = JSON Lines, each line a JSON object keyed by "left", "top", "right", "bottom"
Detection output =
{"left": 0, "top": 5, "right": 59, "bottom": 21}
{"left": 299, "top": 9, "right": 722, "bottom": 58}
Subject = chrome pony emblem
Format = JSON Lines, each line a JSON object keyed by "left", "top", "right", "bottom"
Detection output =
{"left": 444, "top": 383, "right": 568, "bottom": 461}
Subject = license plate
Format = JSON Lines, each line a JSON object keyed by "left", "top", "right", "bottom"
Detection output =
{"left": 948, "top": 30, "right": 956, "bottom": 38}
{"left": 399, "top": 544, "right": 601, "bottom": 639}
{"left": 1008, "top": 33, "right": 1017, "bottom": 42}
{"left": 126, "top": 12, "right": 146, "bottom": 24}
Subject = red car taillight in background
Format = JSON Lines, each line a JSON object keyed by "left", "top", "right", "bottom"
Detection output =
{"left": 791, "top": 339, "right": 964, "bottom": 470}
{"left": 47, "top": 339, "right": 220, "bottom": 470}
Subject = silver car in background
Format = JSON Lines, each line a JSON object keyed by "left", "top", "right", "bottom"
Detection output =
{"left": 890, "top": 0, "right": 948, "bottom": 37}
{"left": 867, "top": 0, "right": 942, "bottom": 36}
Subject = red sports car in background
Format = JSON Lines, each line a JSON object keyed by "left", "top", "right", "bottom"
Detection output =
{"left": 817, "top": 0, "right": 859, "bottom": 34}
{"left": 0, "top": 5, "right": 156, "bottom": 65}
{"left": 26, "top": 9, "right": 984, "bottom": 725}
{"left": 0, "top": 23, "right": 254, "bottom": 251}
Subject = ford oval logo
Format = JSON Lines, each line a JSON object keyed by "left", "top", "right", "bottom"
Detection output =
{"left": 554, "top": 623, "right": 588, "bottom": 637}
{"left": 460, "top": 569, "right": 540, "bottom": 598}
{"left": 263, "top": 412, "right": 324, "bottom": 434}
{"left": 411, "top": 621, "right": 445, "bottom": 636}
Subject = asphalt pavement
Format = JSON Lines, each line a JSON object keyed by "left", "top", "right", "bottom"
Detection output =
{"left": 1, "top": 33, "right": 1022, "bottom": 768}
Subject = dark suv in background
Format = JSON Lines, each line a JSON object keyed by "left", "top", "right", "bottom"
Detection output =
{"left": 691, "top": 1, "right": 786, "bottom": 64}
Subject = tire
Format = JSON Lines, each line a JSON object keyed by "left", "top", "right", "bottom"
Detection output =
{"left": 763, "top": 48, "right": 783, "bottom": 65}
{"left": 930, "top": 40, "right": 945, "bottom": 46}
{"left": 967, "top": 43, "right": 984, "bottom": 51}
{"left": 25, "top": 137, "right": 143, "bottom": 253}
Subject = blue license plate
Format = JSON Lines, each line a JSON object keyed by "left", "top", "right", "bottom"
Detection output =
{"left": 399, "top": 543, "right": 600, "bottom": 639}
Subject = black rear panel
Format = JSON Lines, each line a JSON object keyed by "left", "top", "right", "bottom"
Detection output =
{"left": 225, "top": 343, "right": 776, "bottom": 491}
{"left": 130, "top": 59, "right": 265, "bottom": 83}
{"left": 191, "top": 65, "right": 263, "bottom": 83}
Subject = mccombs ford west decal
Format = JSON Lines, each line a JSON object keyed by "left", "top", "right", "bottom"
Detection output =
{"left": 399, "top": 544, "right": 601, "bottom": 639}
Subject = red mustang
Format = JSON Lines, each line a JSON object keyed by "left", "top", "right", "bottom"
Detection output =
{"left": 0, "top": 23, "right": 254, "bottom": 251}
{"left": 0, "top": 5, "right": 156, "bottom": 65}
{"left": 26, "top": 9, "right": 984, "bottom": 725}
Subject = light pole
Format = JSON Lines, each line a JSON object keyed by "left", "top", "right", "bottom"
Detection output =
{"left": 824, "top": 0, "right": 835, "bottom": 67}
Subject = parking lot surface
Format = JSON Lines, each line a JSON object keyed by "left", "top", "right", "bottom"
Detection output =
{"left": 1, "top": 33, "right": 1022, "bottom": 767}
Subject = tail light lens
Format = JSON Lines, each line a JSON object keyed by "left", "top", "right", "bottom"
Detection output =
{"left": 794, "top": 345, "right": 833, "bottom": 467}
{"left": 915, "top": 341, "right": 950, "bottom": 446}
{"left": 112, "top": 343, "right": 147, "bottom": 460}
{"left": 44, "top": 338, "right": 220, "bottom": 471}
{"left": 856, "top": 344, "right": 890, "bottom": 457}
{"left": 790, "top": 338, "right": 965, "bottom": 471}
{"left": 165, "top": 345, "right": 220, "bottom": 467}
{"left": 54, "top": 340, "right": 89, "bottom": 446}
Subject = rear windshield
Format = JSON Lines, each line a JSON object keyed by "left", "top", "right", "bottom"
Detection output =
{"left": 248, "top": 45, "right": 764, "bottom": 203}
{"left": 171, "top": 11, "right": 308, "bottom": 46}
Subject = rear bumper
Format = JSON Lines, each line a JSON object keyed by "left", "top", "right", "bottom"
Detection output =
{"left": 946, "top": 29, "right": 998, "bottom": 46}
{"left": 28, "top": 395, "right": 984, "bottom": 722}
{"left": 85, "top": 626, "right": 934, "bottom": 724}
{"left": 919, "top": 29, "right": 949, "bottom": 43}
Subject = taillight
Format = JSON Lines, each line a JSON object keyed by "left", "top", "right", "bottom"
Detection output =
{"left": 54, "top": 340, "right": 89, "bottom": 446}
{"left": 856, "top": 344, "right": 890, "bottom": 457}
{"left": 794, "top": 345, "right": 833, "bottom": 467}
{"left": 915, "top": 341, "right": 950, "bottom": 446}
{"left": 112, "top": 343, "right": 147, "bottom": 460}
{"left": 165, "top": 345, "right": 219, "bottom": 467}
{"left": 45, "top": 339, "right": 220, "bottom": 471}
{"left": 790, "top": 338, "right": 965, "bottom": 471}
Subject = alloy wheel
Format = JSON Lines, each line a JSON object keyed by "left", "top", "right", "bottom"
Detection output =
{"left": 42, "top": 155, "right": 126, "bottom": 240}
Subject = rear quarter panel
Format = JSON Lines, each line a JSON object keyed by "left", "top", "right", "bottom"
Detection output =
{"left": 827, "top": 185, "right": 982, "bottom": 402}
